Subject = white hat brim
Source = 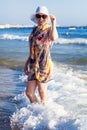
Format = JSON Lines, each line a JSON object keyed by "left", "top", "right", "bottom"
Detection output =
{"left": 30, "top": 14, "right": 37, "bottom": 24}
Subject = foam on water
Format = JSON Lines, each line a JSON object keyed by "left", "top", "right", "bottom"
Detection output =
{"left": 58, "top": 38, "right": 87, "bottom": 44}
{"left": 1, "top": 33, "right": 87, "bottom": 44}
{"left": 10, "top": 63, "right": 87, "bottom": 130}
{"left": 11, "top": 102, "right": 68, "bottom": 130}
{"left": 1, "top": 33, "right": 28, "bottom": 41}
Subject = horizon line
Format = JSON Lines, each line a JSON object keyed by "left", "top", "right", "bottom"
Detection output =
{"left": 0, "top": 24, "right": 87, "bottom": 29}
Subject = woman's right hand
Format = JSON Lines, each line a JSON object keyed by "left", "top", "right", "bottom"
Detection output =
{"left": 24, "top": 65, "right": 29, "bottom": 75}
{"left": 24, "top": 56, "right": 30, "bottom": 75}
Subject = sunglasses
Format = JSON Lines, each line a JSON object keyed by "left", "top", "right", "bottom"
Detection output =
{"left": 36, "top": 14, "right": 47, "bottom": 19}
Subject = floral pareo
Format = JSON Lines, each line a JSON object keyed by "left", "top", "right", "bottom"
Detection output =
{"left": 28, "top": 24, "right": 53, "bottom": 83}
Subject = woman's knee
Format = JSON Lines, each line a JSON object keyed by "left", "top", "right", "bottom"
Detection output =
{"left": 26, "top": 89, "right": 33, "bottom": 98}
{"left": 37, "top": 82, "right": 47, "bottom": 91}
{"left": 25, "top": 80, "right": 37, "bottom": 97}
{"left": 38, "top": 87, "right": 43, "bottom": 94}
{"left": 38, "top": 86, "right": 46, "bottom": 97}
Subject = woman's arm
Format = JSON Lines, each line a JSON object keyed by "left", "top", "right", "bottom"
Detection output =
{"left": 49, "top": 15, "right": 58, "bottom": 41}
{"left": 24, "top": 56, "right": 30, "bottom": 75}
{"left": 24, "top": 36, "right": 31, "bottom": 75}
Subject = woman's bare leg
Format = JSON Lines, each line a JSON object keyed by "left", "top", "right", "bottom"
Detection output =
{"left": 37, "top": 81, "right": 48, "bottom": 103}
{"left": 26, "top": 80, "right": 37, "bottom": 103}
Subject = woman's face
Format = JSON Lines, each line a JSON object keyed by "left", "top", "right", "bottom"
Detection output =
{"left": 35, "top": 13, "right": 48, "bottom": 26}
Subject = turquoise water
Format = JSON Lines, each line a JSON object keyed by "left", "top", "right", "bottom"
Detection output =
{"left": 0, "top": 26, "right": 87, "bottom": 130}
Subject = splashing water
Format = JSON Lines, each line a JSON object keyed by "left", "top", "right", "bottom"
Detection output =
{"left": 10, "top": 63, "right": 87, "bottom": 130}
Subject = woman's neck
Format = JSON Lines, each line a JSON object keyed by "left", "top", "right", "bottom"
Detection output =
{"left": 38, "top": 23, "right": 46, "bottom": 27}
{"left": 38, "top": 23, "right": 48, "bottom": 30}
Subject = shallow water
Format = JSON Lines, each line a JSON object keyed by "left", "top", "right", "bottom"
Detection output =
{"left": 0, "top": 67, "right": 26, "bottom": 130}
{"left": 0, "top": 26, "right": 87, "bottom": 130}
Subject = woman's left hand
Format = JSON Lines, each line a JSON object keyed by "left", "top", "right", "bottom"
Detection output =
{"left": 50, "top": 14, "right": 56, "bottom": 24}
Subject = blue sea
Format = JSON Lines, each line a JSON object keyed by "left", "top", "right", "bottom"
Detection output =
{"left": 0, "top": 26, "right": 87, "bottom": 130}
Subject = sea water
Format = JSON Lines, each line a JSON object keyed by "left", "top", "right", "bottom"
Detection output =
{"left": 0, "top": 26, "right": 87, "bottom": 130}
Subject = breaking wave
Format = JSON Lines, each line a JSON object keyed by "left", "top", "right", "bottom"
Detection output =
{"left": 0, "top": 34, "right": 28, "bottom": 41}
{"left": 1, "top": 34, "right": 87, "bottom": 44}
{"left": 10, "top": 63, "right": 87, "bottom": 130}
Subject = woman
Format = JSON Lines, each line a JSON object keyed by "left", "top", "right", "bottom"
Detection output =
{"left": 24, "top": 6, "right": 58, "bottom": 104}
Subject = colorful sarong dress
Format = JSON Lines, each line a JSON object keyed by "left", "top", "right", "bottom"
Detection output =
{"left": 28, "top": 24, "right": 53, "bottom": 83}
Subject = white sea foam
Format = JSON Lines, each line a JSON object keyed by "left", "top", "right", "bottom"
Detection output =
{"left": 68, "top": 27, "right": 76, "bottom": 30}
{"left": 11, "top": 102, "right": 68, "bottom": 130}
{"left": 1, "top": 34, "right": 28, "bottom": 41}
{"left": 19, "top": 74, "right": 28, "bottom": 82}
{"left": 58, "top": 38, "right": 87, "bottom": 44}
{"left": 10, "top": 62, "right": 87, "bottom": 130}
{"left": 1, "top": 33, "right": 87, "bottom": 44}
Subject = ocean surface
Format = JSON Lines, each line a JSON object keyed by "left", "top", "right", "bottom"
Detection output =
{"left": 0, "top": 26, "right": 87, "bottom": 130}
